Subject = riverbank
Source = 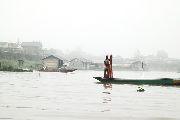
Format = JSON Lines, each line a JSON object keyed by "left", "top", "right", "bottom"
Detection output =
{"left": 0, "top": 59, "right": 41, "bottom": 72}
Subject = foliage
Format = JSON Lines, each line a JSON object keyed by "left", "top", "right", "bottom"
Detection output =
{"left": 0, "top": 59, "right": 42, "bottom": 71}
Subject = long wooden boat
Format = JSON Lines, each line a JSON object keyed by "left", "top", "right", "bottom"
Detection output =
{"left": 59, "top": 68, "right": 77, "bottom": 73}
{"left": 58, "top": 65, "right": 77, "bottom": 73}
{"left": 94, "top": 77, "right": 180, "bottom": 85}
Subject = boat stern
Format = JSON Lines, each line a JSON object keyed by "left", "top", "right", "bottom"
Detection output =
{"left": 173, "top": 79, "right": 180, "bottom": 85}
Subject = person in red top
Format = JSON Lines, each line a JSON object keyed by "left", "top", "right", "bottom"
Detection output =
{"left": 104, "top": 55, "right": 110, "bottom": 78}
{"left": 104, "top": 55, "right": 113, "bottom": 78}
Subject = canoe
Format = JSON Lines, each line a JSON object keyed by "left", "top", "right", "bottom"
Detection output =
{"left": 58, "top": 66, "right": 77, "bottom": 73}
{"left": 93, "top": 77, "right": 180, "bottom": 85}
{"left": 59, "top": 68, "right": 77, "bottom": 73}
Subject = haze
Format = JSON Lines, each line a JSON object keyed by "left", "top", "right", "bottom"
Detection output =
{"left": 0, "top": 0, "right": 180, "bottom": 58}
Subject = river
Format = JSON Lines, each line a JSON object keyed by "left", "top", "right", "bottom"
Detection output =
{"left": 0, "top": 71, "right": 180, "bottom": 120}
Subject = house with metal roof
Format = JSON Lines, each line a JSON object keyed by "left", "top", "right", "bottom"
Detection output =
{"left": 69, "top": 58, "right": 92, "bottom": 70}
{"left": 42, "top": 55, "right": 63, "bottom": 72}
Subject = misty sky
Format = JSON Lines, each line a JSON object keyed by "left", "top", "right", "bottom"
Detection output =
{"left": 0, "top": 0, "right": 180, "bottom": 58}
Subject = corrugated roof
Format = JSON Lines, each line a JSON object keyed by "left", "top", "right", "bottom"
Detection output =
{"left": 69, "top": 58, "right": 92, "bottom": 63}
{"left": 42, "top": 55, "right": 63, "bottom": 60}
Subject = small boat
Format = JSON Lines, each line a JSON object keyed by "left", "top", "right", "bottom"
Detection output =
{"left": 59, "top": 65, "right": 77, "bottom": 73}
{"left": 94, "top": 77, "right": 180, "bottom": 85}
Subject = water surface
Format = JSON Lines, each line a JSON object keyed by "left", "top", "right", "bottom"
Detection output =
{"left": 0, "top": 71, "right": 180, "bottom": 120}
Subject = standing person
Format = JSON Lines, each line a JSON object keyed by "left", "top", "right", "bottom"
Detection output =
{"left": 104, "top": 55, "right": 110, "bottom": 78}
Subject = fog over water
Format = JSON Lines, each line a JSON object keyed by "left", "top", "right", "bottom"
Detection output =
{"left": 1, "top": 0, "right": 180, "bottom": 58}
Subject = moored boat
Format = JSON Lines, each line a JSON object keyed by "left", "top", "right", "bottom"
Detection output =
{"left": 94, "top": 77, "right": 180, "bottom": 85}
{"left": 59, "top": 65, "right": 77, "bottom": 73}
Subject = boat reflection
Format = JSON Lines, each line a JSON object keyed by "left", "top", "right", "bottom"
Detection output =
{"left": 101, "top": 83, "right": 112, "bottom": 112}
{"left": 102, "top": 83, "right": 112, "bottom": 97}
{"left": 102, "top": 83, "right": 112, "bottom": 103}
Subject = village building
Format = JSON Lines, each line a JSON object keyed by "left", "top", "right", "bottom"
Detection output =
{"left": 0, "top": 42, "right": 8, "bottom": 48}
{"left": 42, "top": 55, "right": 63, "bottom": 72}
{"left": 69, "top": 58, "right": 92, "bottom": 70}
{"left": 0, "top": 42, "right": 8, "bottom": 52}
{"left": 21, "top": 42, "right": 42, "bottom": 55}
{"left": 8, "top": 43, "right": 19, "bottom": 48}
{"left": 0, "top": 42, "right": 22, "bottom": 53}
{"left": 130, "top": 61, "right": 145, "bottom": 71}
{"left": 89, "top": 59, "right": 104, "bottom": 70}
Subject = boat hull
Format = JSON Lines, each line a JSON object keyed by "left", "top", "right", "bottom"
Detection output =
{"left": 93, "top": 77, "right": 180, "bottom": 85}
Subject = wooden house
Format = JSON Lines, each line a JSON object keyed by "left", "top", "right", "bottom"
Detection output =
{"left": 42, "top": 55, "right": 63, "bottom": 72}
{"left": 69, "top": 58, "right": 92, "bottom": 70}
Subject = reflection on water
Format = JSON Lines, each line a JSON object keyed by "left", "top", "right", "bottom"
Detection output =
{"left": 101, "top": 83, "right": 112, "bottom": 112}
{"left": 102, "top": 83, "right": 112, "bottom": 103}
{"left": 0, "top": 71, "right": 180, "bottom": 120}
